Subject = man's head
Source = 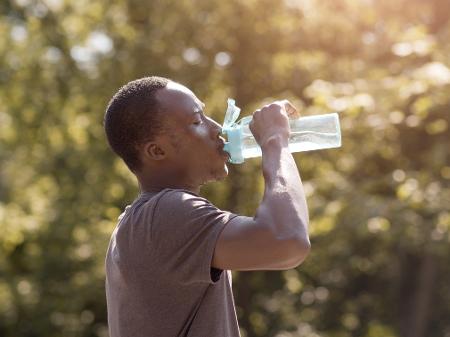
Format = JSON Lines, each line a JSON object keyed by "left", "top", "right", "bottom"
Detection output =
{"left": 104, "top": 76, "right": 229, "bottom": 191}
{"left": 104, "top": 76, "right": 169, "bottom": 171}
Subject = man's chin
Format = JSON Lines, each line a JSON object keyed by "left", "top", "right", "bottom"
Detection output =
{"left": 219, "top": 164, "right": 229, "bottom": 179}
{"left": 207, "top": 164, "right": 229, "bottom": 183}
{"left": 216, "top": 164, "right": 229, "bottom": 180}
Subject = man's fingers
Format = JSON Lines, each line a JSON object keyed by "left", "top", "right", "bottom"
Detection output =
{"left": 281, "top": 100, "right": 300, "bottom": 118}
{"left": 258, "top": 100, "right": 300, "bottom": 119}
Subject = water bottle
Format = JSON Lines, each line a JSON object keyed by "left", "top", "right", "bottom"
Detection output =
{"left": 222, "top": 99, "right": 341, "bottom": 164}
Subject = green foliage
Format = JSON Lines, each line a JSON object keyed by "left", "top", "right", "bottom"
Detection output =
{"left": 0, "top": 0, "right": 449, "bottom": 336}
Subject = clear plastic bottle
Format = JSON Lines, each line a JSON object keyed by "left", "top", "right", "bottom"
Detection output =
{"left": 222, "top": 99, "right": 341, "bottom": 164}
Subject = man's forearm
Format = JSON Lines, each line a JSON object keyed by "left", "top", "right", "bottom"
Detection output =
{"left": 255, "top": 135, "right": 310, "bottom": 245}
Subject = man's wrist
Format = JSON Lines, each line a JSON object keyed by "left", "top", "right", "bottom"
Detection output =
{"left": 260, "top": 134, "right": 289, "bottom": 153}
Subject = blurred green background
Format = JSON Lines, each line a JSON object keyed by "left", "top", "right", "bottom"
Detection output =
{"left": 1, "top": 0, "right": 449, "bottom": 336}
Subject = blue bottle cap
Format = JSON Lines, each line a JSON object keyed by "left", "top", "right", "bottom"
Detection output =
{"left": 222, "top": 99, "right": 244, "bottom": 164}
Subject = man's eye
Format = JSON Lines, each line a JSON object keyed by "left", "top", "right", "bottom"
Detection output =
{"left": 193, "top": 120, "right": 202, "bottom": 125}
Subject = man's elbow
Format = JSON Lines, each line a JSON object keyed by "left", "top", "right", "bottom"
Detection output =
{"left": 292, "top": 238, "right": 311, "bottom": 267}
{"left": 277, "top": 236, "right": 311, "bottom": 269}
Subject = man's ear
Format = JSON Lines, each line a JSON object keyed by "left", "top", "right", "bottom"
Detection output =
{"left": 143, "top": 141, "right": 166, "bottom": 161}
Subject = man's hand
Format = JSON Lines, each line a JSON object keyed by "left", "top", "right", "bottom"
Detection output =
{"left": 249, "top": 100, "right": 299, "bottom": 148}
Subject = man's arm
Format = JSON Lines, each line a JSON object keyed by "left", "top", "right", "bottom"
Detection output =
{"left": 212, "top": 101, "right": 310, "bottom": 271}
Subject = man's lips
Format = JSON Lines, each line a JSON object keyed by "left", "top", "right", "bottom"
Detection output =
{"left": 217, "top": 139, "right": 226, "bottom": 150}
{"left": 218, "top": 142, "right": 230, "bottom": 160}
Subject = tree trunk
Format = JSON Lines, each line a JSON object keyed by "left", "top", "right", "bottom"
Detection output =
{"left": 399, "top": 252, "right": 437, "bottom": 337}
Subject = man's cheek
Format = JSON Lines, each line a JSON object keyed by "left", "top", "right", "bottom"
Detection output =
{"left": 194, "top": 127, "right": 209, "bottom": 138}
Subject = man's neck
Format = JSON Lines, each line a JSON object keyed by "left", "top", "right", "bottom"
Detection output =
{"left": 140, "top": 184, "right": 200, "bottom": 195}
{"left": 137, "top": 171, "right": 201, "bottom": 195}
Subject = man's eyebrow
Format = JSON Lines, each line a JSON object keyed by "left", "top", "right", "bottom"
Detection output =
{"left": 193, "top": 102, "right": 206, "bottom": 114}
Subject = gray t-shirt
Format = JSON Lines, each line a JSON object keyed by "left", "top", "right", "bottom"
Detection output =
{"left": 105, "top": 188, "right": 241, "bottom": 337}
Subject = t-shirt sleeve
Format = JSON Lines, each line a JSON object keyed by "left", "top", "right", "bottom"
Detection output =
{"left": 150, "top": 189, "right": 238, "bottom": 285}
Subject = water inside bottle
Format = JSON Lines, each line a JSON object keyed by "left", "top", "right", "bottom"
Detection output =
{"left": 240, "top": 115, "right": 341, "bottom": 159}
{"left": 240, "top": 131, "right": 340, "bottom": 159}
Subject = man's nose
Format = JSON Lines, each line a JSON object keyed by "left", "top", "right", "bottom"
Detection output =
{"left": 207, "top": 116, "right": 222, "bottom": 136}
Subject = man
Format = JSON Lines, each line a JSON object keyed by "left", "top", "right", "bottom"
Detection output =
{"left": 103, "top": 76, "right": 310, "bottom": 337}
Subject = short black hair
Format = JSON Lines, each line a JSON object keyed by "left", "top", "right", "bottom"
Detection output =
{"left": 104, "top": 76, "right": 170, "bottom": 172}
